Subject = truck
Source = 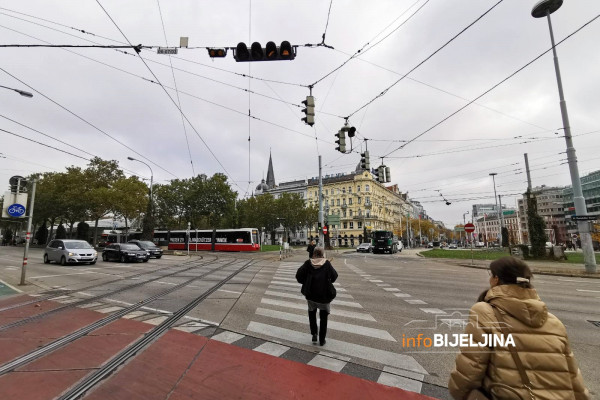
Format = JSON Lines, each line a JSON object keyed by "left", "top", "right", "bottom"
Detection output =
{"left": 372, "top": 230, "right": 401, "bottom": 254}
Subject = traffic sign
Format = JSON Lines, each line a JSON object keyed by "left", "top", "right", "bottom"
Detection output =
{"left": 322, "top": 226, "right": 328, "bottom": 235}
{"left": 464, "top": 223, "right": 475, "bottom": 233}
{"left": 571, "top": 215, "right": 597, "bottom": 221}
{"left": 7, "top": 203, "right": 26, "bottom": 217}
{"left": 157, "top": 47, "right": 178, "bottom": 55}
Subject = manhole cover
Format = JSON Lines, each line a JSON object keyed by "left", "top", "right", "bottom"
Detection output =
{"left": 588, "top": 320, "right": 600, "bottom": 328}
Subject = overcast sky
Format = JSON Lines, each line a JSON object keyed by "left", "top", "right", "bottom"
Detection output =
{"left": 1, "top": 0, "right": 599, "bottom": 227}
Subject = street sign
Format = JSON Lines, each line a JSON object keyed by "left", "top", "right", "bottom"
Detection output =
{"left": 464, "top": 223, "right": 475, "bottom": 233}
{"left": 571, "top": 215, "right": 597, "bottom": 221}
{"left": 7, "top": 203, "right": 26, "bottom": 217}
{"left": 322, "top": 226, "right": 328, "bottom": 235}
{"left": 157, "top": 47, "right": 178, "bottom": 55}
{"left": 454, "top": 227, "right": 465, "bottom": 232}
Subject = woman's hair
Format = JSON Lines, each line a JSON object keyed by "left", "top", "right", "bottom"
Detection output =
{"left": 313, "top": 247, "right": 325, "bottom": 258}
{"left": 489, "top": 256, "right": 533, "bottom": 288}
{"left": 476, "top": 289, "right": 489, "bottom": 302}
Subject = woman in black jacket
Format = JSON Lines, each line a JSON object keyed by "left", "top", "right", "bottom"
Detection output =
{"left": 295, "top": 247, "right": 338, "bottom": 346}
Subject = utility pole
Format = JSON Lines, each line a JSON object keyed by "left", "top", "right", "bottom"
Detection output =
{"left": 524, "top": 153, "right": 532, "bottom": 191}
{"left": 20, "top": 179, "right": 36, "bottom": 286}
{"left": 318, "top": 155, "right": 324, "bottom": 247}
{"left": 499, "top": 194, "right": 506, "bottom": 245}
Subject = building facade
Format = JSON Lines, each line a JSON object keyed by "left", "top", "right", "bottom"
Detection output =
{"left": 563, "top": 169, "right": 600, "bottom": 235}
{"left": 518, "top": 185, "right": 567, "bottom": 244}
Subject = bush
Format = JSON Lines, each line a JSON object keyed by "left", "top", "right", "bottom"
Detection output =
{"left": 76, "top": 221, "right": 89, "bottom": 241}
{"left": 518, "top": 244, "right": 530, "bottom": 259}
{"left": 35, "top": 224, "right": 48, "bottom": 245}
{"left": 56, "top": 224, "right": 67, "bottom": 239}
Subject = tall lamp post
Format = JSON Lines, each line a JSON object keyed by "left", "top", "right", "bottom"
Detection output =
{"left": 127, "top": 157, "right": 154, "bottom": 213}
{"left": 489, "top": 173, "right": 505, "bottom": 243}
{"left": 0, "top": 85, "right": 33, "bottom": 98}
{"left": 532, "top": 0, "right": 596, "bottom": 273}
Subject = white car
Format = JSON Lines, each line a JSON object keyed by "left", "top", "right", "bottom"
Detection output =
{"left": 44, "top": 239, "right": 97, "bottom": 265}
{"left": 356, "top": 243, "right": 373, "bottom": 253}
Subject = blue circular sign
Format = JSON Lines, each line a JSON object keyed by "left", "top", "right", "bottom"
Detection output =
{"left": 7, "top": 203, "right": 26, "bottom": 217}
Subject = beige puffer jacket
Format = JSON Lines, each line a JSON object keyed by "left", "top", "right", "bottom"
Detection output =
{"left": 448, "top": 285, "right": 589, "bottom": 400}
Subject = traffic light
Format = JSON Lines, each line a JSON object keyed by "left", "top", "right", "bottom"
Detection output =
{"left": 207, "top": 48, "right": 227, "bottom": 58}
{"left": 335, "top": 130, "right": 346, "bottom": 152}
{"left": 373, "top": 166, "right": 380, "bottom": 182}
{"left": 301, "top": 96, "right": 315, "bottom": 126}
{"left": 385, "top": 166, "right": 391, "bottom": 183}
{"left": 234, "top": 41, "right": 296, "bottom": 61}
{"left": 347, "top": 126, "right": 356, "bottom": 137}
{"left": 377, "top": 166, "right": 386, "bottom": 183}
{"left": 360, "top": 151, "right": 370, "bottom": 170}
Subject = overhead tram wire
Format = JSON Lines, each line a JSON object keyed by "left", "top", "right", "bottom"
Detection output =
{"left": 0, "top": 128, "right": 90, "bottom": 161}
{"left": 309, "top": 0, "right": 429, "bottom": 88}
{"left": 347, "top": 0, "right": 504, "bottom": 120}
{"left": 95, "top": 0, "right": 248, "bottom": 191}
{"left": 382, "top": 13, "right": 600, "bottom": 159}
{"left": 0, "top": 67, "right": 178, "bottom": 179}
{"left": 156, "top": 0, "right": 195, "bottom": 177}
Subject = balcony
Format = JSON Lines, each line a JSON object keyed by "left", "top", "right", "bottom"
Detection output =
{"left": 341, "top": 204, "right": 347, "bottom": 209}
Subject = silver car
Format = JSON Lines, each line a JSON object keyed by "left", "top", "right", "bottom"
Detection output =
{"left": 43, "top": 239, "right": 98, "bottom": 265}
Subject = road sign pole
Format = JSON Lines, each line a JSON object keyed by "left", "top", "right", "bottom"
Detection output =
{"left": 20, "top": 179, "right": 36, "bottom": 286}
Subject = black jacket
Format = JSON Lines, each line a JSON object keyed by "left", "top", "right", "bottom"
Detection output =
{"left": 306, "top": 244, "right": 316, "bottom": 258}
{"left": 296, "top": 259, "right": 338, "bottom": 303}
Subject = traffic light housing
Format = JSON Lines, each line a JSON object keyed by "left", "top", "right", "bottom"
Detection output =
{"left": 301, "top": 96, "right": 315, "bottom": 126}
{"left": 360, "top": 151, "right": 370, "bottom": 170}
{"left": 376, "top": 165, "right": 386, "bottom": 183}
{"left": 385, "top": 166, "right": 391, "bottom": 183}
{"left": 373, "top": 166, "right": 380, "bottom": 182}
{"left": 207, "top": 48, "right": 227, "bottom": 58}
{"left": 347, "top": 126, "right": 356, "bottom": 137}
{"left": 234, "top": 41, "right": 296, "bottom": 61}
{"left": 335, "top": 130, "right": 346, "bottom": 152}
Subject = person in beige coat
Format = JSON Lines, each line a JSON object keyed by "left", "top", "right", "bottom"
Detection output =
{"left": 449, "top": 257, "right": 590, "bottom": 400}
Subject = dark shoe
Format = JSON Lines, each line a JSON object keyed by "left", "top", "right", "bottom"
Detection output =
{"left": 312, "top": 334, "right": 317, "bottom": 343}
{"left": 319, "top": 339, "right": 326, "bottom": 346}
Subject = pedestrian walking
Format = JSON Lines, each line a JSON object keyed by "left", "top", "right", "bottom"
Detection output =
{"left": 295, "top": 247, "right": 338, "bottom": 346}
{"left": 306, "top": 240, "right": 316, "bottom": 259}
{"left": 449, "top": 256, "right": 589, "bottom": 400}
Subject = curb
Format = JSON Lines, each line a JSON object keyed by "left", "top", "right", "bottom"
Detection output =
{"left": 450, "top": 261, "right": 600, "bottom": 279}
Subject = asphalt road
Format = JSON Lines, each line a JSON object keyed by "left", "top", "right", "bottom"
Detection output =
{"left": 0, "top": 246, "right": 597, "bottom": 399}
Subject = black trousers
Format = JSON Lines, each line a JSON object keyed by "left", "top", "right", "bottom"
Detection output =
{"left": 308, "top": 309, "right": 329, "bottom": 342}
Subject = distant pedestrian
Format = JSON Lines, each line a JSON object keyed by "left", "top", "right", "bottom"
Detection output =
{"left": 306, "top": 240, "right": 316, "bottom": 259}
{"left": 449, "top": 257, "right": 589, "bottom": 400}
{"left": 296, "top": 247, "right": 338, "bottom": 346}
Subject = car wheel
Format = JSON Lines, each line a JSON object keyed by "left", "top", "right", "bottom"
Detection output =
{"left": 120, "top": 255, "right": 126, "bottom": 263}
{"left": 60, "top": 256, "right": 67, "bottom": 266}
{"left": 43, "top": 254, "right": 50, "bottom": 264}
{"left": 143, "top": 259, "right": 148, "bottom": 263}
{"left": 102, "top": 253, "right": 108, "bottom": 261}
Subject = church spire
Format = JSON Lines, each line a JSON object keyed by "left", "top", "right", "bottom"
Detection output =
{"left": 266, "top": 150, "right": 276, "bottom": 189}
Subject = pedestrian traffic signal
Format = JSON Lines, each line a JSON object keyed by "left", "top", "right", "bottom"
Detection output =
{"left": 234, "top": 41, "right": 296, "bottom": 62}
{"left": 360, "top": 151, "right": 370, "bottom": 170}
{"left": 335, "top": 130, "right": 346, "bottom": 152}
{"left": 301, "top": 96, "right": 315, "bottom": 126}
{"left": 207, "top": 48, "right": 227, "bottom": 58}
{"left": 385, "top": 166, "right": 391, "bottom": 183}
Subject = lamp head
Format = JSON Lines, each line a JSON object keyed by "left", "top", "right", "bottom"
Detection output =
{"left": 531, "top": 0, "right": 562, "bottom": 18}
{"left": 127, "top": 157, "right": 135, "bottom": 161}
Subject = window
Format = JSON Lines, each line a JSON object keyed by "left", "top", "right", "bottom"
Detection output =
{"left": 358, "top": 197, "right": 362, "bottom": 204}
{"left": 336, "top": 199, "right": 340, "bottom": 206}
{"left": 365, "top": 196, "right": 370, "bottom": 204}
{"left": 365, "top": 185, "right": 370, "bottom": 192}
{"left": 357, "top": 186, "right": 361, "bottom": 192}
{"left": 343, "top": 211, "right": 347, "bottom": 217}
{"left": 325, "top": 189, "right": 328, "bottom": 195}
{"left": 350, "top": 222, "right": 354, "bottom": 229}
{"left": 343, "top": 222, "right": 347, "bottom": 229}
{"left": 331, "top": 199, "right": 334, "bottom": 206}
{"left": 343, "top": 199, "right": 346, "bottom": 205}
{"left": 366, "top": 211, "right": 371, "bottom": 218}
{"left": 349, "top": 210, "right": 353, "bottom": 217}
{"left": 348, "top": 187, "right": 352, "bottom": 194}
{"left": 342, "top": 187, "right": 346, "bottom": 194}
{"left": 358, "top": 222, "right": 362, "bottom": 229}
{"left": 349, "top": 198, "right": 353, "bottom": 205}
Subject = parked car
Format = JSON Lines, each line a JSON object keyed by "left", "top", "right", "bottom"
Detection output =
{"left": 356, "top": 242, "right": 373, "bottom": 253}
{"left": 475, "top": 241, "right": 485, "bottom": 248}
{"left": 102, "top": 243, "right": 150, "bottom": 263}
{"left": 427, "top": 242, "right": 434, "bottom": 248}
{"left": 129, "top": 240, "right": 163, "bottom": 259}
{"left": 448, "top": 243, "right": 457, "bottom": 249}
{"left": 43, "top": 239, "right": 97, "bottom": 265}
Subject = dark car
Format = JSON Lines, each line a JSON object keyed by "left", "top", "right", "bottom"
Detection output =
{"left": 356, "top": 243, "right": 373, "bottom": 253}
{"left": 102, "top": 243, "right": 150, "bottom": 263}
{"left": 129, "top": 240, "right": 163, "bottom": 259}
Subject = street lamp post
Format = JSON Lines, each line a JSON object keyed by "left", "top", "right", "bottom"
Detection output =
{"left": 127, "top": 157, "right": 154, "bottom": 214}
{"left": 532, "top": 0, "right": 596, "bottom": 273}
{"left": 0, "top": 85, "right": 33, "bottom": 98}
{"left": 489, "top": 173, "right": 505, "bottom": 244}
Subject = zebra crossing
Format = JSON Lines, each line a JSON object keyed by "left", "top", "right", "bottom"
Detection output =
{"left": 243, "top": 261, "right": 430, "bottom": 394}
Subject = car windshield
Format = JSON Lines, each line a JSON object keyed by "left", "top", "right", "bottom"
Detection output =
{"left": 64, "top": 241, "right": 93, "bottom": 249}
{"left": 121, "top": 244, "right": 142, "bottom": 250}
{"left": 138, "top": 241, "right": 156, "bottom": 247}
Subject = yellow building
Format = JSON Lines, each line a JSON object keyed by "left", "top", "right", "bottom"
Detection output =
{"left": 307, "top": 168, "right": 410, "bottom": 247}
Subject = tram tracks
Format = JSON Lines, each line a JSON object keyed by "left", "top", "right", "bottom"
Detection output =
{"left": 0, "top": 257, "right": 246, "bottom": 376}
{"left": 0, "top": 256, "right": 220, "bottom": 333}
{"left": 0, "top": 256, "right": 208, "bottom": 313}
{"left": 58, "top": 259, "right": 255, "bottom": 400}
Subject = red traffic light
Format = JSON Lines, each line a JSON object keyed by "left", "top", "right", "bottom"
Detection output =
{"left": 280, "top": 41, "right": 292, "bottom": 59}
{"left": 207, "top": 48, "right": 227, "bottom": 58}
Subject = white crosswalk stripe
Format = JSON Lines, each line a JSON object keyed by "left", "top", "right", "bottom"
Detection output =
{"left": 260, "top": 298, "right": 376, "bottom": 321}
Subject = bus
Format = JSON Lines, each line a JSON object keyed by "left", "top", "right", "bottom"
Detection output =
{"left": 153, "top": 228, "right": 260, "bottom": 252}
{"left": 372, "top": 230, "right": 401, "bottom": 254}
